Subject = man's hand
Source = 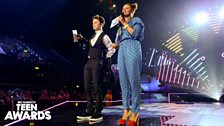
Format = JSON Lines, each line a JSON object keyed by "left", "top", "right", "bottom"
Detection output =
{"left": 73, "top": 34, "right": 83, "bottom": 41}
{"left": 77, "top": 34, "right": 83, "bottom": 40}
{"left": 111, "top": 43, "right": 118, "bottom": 49}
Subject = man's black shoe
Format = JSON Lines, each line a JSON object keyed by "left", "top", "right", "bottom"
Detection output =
{"left": 77, "top": 108, "right": 95, "bottom": 120}
{"left": 89, "top": 111, "right": 103, "bottom": 124}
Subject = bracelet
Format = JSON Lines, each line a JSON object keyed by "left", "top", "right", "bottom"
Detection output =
{"left": 123, "top": 24, "right": 129, "bottom": 29}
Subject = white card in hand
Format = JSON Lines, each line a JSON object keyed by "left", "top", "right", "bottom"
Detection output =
{"left": 72, "top": 30, "right": 78, "bottom": 42}
{"left": 110, "top": 16, "right": 119, "bottom": 28}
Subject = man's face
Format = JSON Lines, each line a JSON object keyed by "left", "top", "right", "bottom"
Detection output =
{"left": 92, "top": 19, "right": 102, "bottom": 31}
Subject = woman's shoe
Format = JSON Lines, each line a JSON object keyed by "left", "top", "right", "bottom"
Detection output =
{"left": 128, "top": 113, "right": 139, "bottom": 126}
{"left": 117, "top": 111, "right": 131, "bottom": 125}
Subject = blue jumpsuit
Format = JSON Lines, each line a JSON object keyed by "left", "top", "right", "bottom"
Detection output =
{"left": 116, "top": 17, "right": 144, "bottom": 113}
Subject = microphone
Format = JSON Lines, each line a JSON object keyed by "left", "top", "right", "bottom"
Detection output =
{"left": 121, "top": 13, "right": 125, "bottom": 21}
{"left": 119, "top": 13, "right": 125, "bottom": 26}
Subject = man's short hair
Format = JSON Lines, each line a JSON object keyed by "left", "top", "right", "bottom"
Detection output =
{"left": 92, "top": 15, "right": 105, "bottom": 27}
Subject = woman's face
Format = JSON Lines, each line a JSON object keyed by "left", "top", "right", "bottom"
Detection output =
{"left": 122, "top": 4, "right": 132, "bottom": 17}
{"left": 92, "top": 19, "right": 102, "bottom": 31}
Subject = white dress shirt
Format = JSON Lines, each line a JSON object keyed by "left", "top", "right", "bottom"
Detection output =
{"left": 90, "top": 29, "right": 116, "bottom": 58}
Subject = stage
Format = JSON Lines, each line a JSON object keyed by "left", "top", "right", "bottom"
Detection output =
{"left": 3, "top": 100, "right": 224, "bottom": 126}
{"left": 1, "top": 0, "right": 224, "bottom": 126}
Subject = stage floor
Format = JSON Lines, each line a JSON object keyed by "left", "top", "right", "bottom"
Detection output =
{"left": 3, "top": 101, "right": 224, "bottom": 126}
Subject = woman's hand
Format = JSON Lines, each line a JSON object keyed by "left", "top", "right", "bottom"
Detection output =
{"left": 118, "top": 16, "right": 127, "bottom": 26}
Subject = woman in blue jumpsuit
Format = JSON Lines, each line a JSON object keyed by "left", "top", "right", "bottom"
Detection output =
{"left": 112, "top": 3, "right": 144, "bottom": 126}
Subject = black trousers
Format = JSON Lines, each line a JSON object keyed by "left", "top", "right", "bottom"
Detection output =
{"left": 84, "top": 59, "right": 103, "bottom": 112}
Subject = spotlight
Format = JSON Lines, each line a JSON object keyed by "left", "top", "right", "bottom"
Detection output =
{"left": 194, "top": 12, "right": 208, "bottom": 25}
{"left": 219, "top": 7, "right": 224, "bottom": 18}
{"left": 112, "top": 4, "right": 116, "bottom": 8}
{"left": 75, "top": 102, "right": 78, "bottom": 107}
{"left": 200, "top": 56, "right": 206, "bottom": 61}
{"left": 221, "top": 52, "right": 224, "bottom": 58}
{"left": 172, "top": 59, "right": 176, "bottom": 62}
{"left": 34, "top": 66, "right": 39, "bottom": 70}
{"left": 162, "top": 51, "right": 167, "bottom": 54}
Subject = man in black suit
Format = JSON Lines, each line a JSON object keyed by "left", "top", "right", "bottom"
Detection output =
{"left": 75, "top": 15, "right": 115, "bottom": 123}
